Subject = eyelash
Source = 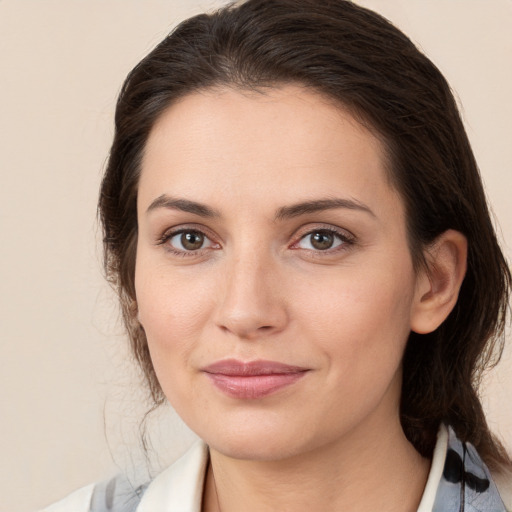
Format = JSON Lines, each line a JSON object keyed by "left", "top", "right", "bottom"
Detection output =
{"left": 291, "top": 226, "right": 355, "bottom": 255}
{"left": 156, "top": 227, "right": 219, "bottom": 258}
{"left": 156, "top": 225, "right": 355, "bottom": 258}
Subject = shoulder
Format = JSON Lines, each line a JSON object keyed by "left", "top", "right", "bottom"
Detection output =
{"left": 431, "top": 425, "right": 511, "bottom": 512}
{"left": 39, "top": 473, "right": 149, "bottom": 512}
{"left": 38, "top": 441, "right": 208, "bottom": 512}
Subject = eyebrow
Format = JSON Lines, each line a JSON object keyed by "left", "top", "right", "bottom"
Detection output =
{"left": 146, "top": 194, "right": 375, "bottom": 220}
{"left": 146, "top": 195, "right": 220, "bottom": 217}
{"left": 274, "top": 198, "right": 375, "bottom": 220}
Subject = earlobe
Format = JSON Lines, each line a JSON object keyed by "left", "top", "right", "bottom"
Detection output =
{"left": 410, "top": 230, "right": 468, "bottom": 334}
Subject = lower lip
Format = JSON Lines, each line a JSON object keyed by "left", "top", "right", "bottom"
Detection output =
{"left": 204, "top": 372, "right": 307, "bottom": 399}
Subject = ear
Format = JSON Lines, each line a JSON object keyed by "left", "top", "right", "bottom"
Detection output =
{"left": 410, "top": 230, "right": 467, "bottom": 334}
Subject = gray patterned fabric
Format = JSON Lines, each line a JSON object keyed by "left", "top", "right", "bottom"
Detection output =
{"left": 433, "top": 427, "right": 506, "bottom": 512}
{"left": 90, "top": 473, "right": 148, "bottom": 512}
{"left": 89, "top": 426, "right": 507, "bottom": 511}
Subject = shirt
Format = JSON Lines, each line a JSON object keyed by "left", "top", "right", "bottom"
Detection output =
{"left": 41, "top": 425, "right": 509, "bottom": 512}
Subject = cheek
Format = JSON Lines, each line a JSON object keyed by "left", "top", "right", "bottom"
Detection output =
{"left": 299, "top": 261, "right": 416, "bottom": 371}
{"left": 135, "top": 258, "right": 216, "bottom": 360}
{"left": 134, "top": 263, "right": 218, "bottom": 414}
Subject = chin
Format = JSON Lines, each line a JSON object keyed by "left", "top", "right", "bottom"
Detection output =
{"left": 209, "top": 434, "right": 305, "bottom": 462}
{"left": 195, "top": 417, "right": 325, "bottom": 462}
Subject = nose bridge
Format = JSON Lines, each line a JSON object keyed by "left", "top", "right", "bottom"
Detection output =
{"left": 215, "top": 238, "right": 287, "bottom": 338}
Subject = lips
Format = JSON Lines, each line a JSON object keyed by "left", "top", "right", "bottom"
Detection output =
{"left": 201, "top": 359, "right": 309, "bottom": 399}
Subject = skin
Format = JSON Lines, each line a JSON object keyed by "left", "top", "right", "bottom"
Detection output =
{"left": 135, "top": 86, "right": 467, "bottom": 512}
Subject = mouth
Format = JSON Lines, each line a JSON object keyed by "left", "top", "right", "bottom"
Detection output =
{"left": 201, "top": 359, "right": 310, "bottom": 399}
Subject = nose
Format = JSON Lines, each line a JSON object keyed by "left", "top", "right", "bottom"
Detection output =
{"left": 213, "top": 250, "right": 288, "bottom": 340}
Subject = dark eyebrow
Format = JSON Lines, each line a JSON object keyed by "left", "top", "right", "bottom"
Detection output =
{"left": 275, "top": 198, "right": 375, "bottom": 220}
{"left": 146, "top": 194, "right": 220, "bottom": 217}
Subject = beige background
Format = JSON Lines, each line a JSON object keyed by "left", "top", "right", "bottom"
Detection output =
{"left": 0, "top": 1, "right": 510, "bottom": 511}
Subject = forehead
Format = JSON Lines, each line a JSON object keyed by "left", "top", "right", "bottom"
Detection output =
{"left": 138, "top": 85, "right": 400, "bottom": 219}
{"left": 144, "top": 85, "right": 382, "bottom": 163}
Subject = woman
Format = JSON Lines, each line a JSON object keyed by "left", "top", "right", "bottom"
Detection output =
{"left": 43, "top": 0, "right": 511, "bottom": 510}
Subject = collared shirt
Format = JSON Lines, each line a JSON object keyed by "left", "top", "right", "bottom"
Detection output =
{"left": 41, "top": 425, "right": 509, "bottom": 512}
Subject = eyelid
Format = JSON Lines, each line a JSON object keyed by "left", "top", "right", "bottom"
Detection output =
{"left": 154, "top": 222, "right": 355, "bottom": 257}
{"left": 156, "top": 223, "right": 218, "bottom": 242}
{"left": 289, "top": 223, "right": 356, "bottom": 251}
{"left": 156, "top": 224, "right": 221, "bottom": 255}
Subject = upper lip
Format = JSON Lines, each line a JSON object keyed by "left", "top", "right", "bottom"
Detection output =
{"left": 201, "top": 359, "right": 309, "bottom": 376}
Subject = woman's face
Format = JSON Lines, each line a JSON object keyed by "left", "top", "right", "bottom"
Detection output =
{"left": 135, "top": 86, "right": 426, "bottom": 461}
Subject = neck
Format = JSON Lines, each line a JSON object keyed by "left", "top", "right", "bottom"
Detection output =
{"left": 202, "top": 416, "right": 430, "bottom": 512}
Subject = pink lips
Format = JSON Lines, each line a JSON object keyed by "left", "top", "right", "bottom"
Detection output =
{"left": 202, "top": 359, "right": 309, "bottom": 399}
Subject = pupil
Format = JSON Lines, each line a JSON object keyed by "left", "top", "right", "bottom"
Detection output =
{"left": 311, "top": 231, "right": 333, "bottom": 250}
{"left": 181, "top": 232, "right": 204, "bottom": 250}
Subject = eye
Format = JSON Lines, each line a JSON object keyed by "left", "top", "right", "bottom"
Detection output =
{"left": 167, "top": 230, "right": 215, "bottom": 252}
{"left": 296, "top": 229, "right": 346, "bottom": 251}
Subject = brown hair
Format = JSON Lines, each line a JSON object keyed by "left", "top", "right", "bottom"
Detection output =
{"left": 99, "top": 0, "right": 511, "bottom": 468}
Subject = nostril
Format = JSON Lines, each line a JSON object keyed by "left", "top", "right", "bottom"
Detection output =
{"left": 218, "top": 322, "right": 280, "bottom": 339}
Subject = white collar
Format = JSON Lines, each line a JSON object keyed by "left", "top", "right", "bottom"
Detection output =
{"left": 137, "top": 426, "right": 449, "bottom": 512}
{"left": 137, "top": 440, "right": 208, "bottom": 512}
{"left": 417, "top": 424, "right": 448, "bottom": 512}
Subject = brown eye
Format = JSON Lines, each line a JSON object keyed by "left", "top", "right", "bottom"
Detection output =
{"left": 297, "top": 230, "right": 345, "bottom": 251}
{"left": 181, "top": 231, "right": 204, "bottom": 250}
{"left": 167, "top": 230, "right": 213, "bottom": 252}
{"left": 310, "top": 231, "right": 335, "bottom": 250}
